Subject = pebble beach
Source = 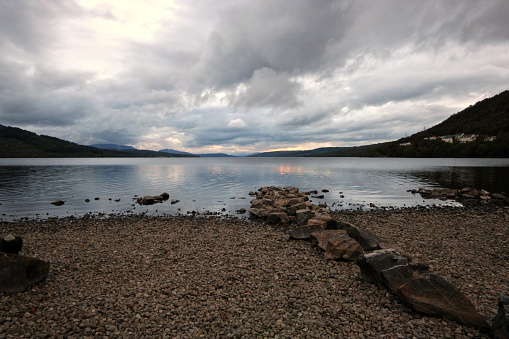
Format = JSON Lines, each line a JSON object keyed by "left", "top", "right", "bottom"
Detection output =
{"left": 1, "top": 205, "right": 508, "bottom": 338}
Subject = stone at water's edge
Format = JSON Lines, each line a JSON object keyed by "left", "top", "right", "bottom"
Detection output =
{"left": 288, "top": 225, "right": 324, "bottom": 240}
{"left": 397, "top": 273, "right": 488, "bottom": 329}
{"left": 296, "top": 209, "right": 313, "bottom": 225}
{"left": 266, "top": 212, "right": 289, "bottom": 224}
{"left": 249, "top": 208, "right": 270, "bottom": 218}
{"left": 287, "top": 203, "right": 308, "bottom": 216}
{"left": 493, "top": 295, "right": 509, "bottom": 339}
{"left": 0, "top": 253, "right": 50, "bottom": 292}
{"left": 324, "top": 235, "right": 364, "bottom": 262}
{"left": 0, "top": 234, "right": 23, "bottom": 254}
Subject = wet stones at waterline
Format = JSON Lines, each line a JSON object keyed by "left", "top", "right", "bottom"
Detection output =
{"left": 409, "top": 187, "right": 509, "bottom": 206}
{"left": 248, "top": 186, "right": 331, "bottom": 225}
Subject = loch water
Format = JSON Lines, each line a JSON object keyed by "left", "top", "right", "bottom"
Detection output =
{"left": 1, "top": 157, "right": 509, "bottom": 221}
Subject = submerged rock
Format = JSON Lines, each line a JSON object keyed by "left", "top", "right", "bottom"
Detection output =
{"left": 50, "top": 200, "right": 65, "bottom": 206}
{"left": 137, "top": 195, "right": 164, "bottom": 205}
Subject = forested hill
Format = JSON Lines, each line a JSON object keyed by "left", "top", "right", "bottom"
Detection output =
{"left": 419, "top": 90, "right": 509, "bottom": 137}
{"left": 359, "top": 90, "right": 509, "bottom": 158}
{"left": 0, "top": 124, "right": 191, "bottom": 158}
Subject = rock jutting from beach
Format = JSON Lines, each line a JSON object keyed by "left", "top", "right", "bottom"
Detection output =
{"left": 249, "top": 186, "right": 490, "bottom": 330}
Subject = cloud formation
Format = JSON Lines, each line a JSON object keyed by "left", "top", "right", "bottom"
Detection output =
{"left": 0, "top": 0, "right": 508, "bottom": 155}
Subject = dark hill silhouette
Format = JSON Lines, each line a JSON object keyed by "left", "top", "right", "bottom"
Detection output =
{"left": 0, "top": 125, "right": 193, "bottom": 158}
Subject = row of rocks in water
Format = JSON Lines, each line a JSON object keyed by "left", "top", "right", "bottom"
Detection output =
{"left": 0, "top": 234, "right": 50, "bottom": 293}
{"left": 249, "top": 186, "right": 508, "bottom": 336}
{"left": 50, "top": 193, "right": 180, "bottom": 208}
{"left": 409, "top": 187, "right": 509, "bottom": 206}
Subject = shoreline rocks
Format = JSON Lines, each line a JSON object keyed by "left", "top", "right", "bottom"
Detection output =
{"left": 249, "top": 186, "right": 494, "bottom": 332}
{"left": 410, "top": 187, "right": 509, "bottom": 206}
{"left": 358, "top": 249, "right": 488, "bottom": 329}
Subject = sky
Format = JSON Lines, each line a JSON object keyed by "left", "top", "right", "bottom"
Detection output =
{"left": 0, "top": 1, "right": 508, "bottom": 155}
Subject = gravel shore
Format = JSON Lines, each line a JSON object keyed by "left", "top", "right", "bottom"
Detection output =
{"left": 1, "top": 205, "right": 507, "bottom": 338}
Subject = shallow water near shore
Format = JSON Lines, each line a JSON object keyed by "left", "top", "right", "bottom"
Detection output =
{"left": 0, "top": 157, "right": 508, "bottom": 221}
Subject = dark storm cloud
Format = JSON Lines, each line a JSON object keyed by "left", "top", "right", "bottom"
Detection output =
{"left": 0, "top": 59, "right": 95, "bottom": 127}
{"left": 233, "top": 68, "right": 301, "bottom": 109}
{"left": 188, "top": 0, "right": 349, "bottom": 89}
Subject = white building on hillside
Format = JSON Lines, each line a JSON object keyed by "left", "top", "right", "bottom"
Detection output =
{"left": 456, "top": 134, "right": 478, "bottom": 143}
{"left": 440, "top": 135, "right": 454, "bottom": 143}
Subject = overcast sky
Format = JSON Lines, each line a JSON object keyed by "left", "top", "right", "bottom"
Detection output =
{"left": 0, "top": 0, "right": 508, "bottom": 155}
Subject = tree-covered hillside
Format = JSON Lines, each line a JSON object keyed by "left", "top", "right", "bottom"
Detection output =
{"left": 362, "top": 90, "right": 509, "bottom": 158}
{"left": 0, "top": 125, "right": 192, "bottom": 158}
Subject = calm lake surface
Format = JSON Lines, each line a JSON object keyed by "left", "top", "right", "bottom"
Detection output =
{"left": 1, "top": 157, "right": 509, "bottom": 221}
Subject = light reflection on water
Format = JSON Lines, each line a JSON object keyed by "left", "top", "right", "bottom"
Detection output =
{"left": 0, "top": 157, "right": 508, "bottom": 221}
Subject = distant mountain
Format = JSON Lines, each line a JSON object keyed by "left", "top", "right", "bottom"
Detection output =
{"left": 249, "top": 146, "right": 379, "bottom": 157}
{"left": 0, "top": 125, "right": 195, "bottom": 158}
{"left": 197, "top": 153, "right": 236, "bottom": 157}
{"left": 91, "top": 144, "right": 138, "bottom": 151}
{"left": 158, "top": 149, "right": 194, "bottom": 156}
{"left": 159, "top": 149, "right": 235, "bottom": 157}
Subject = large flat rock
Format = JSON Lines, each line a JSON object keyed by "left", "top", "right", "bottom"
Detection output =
{"left": 396, "top": 273, "right": 488, "bottom": 329}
